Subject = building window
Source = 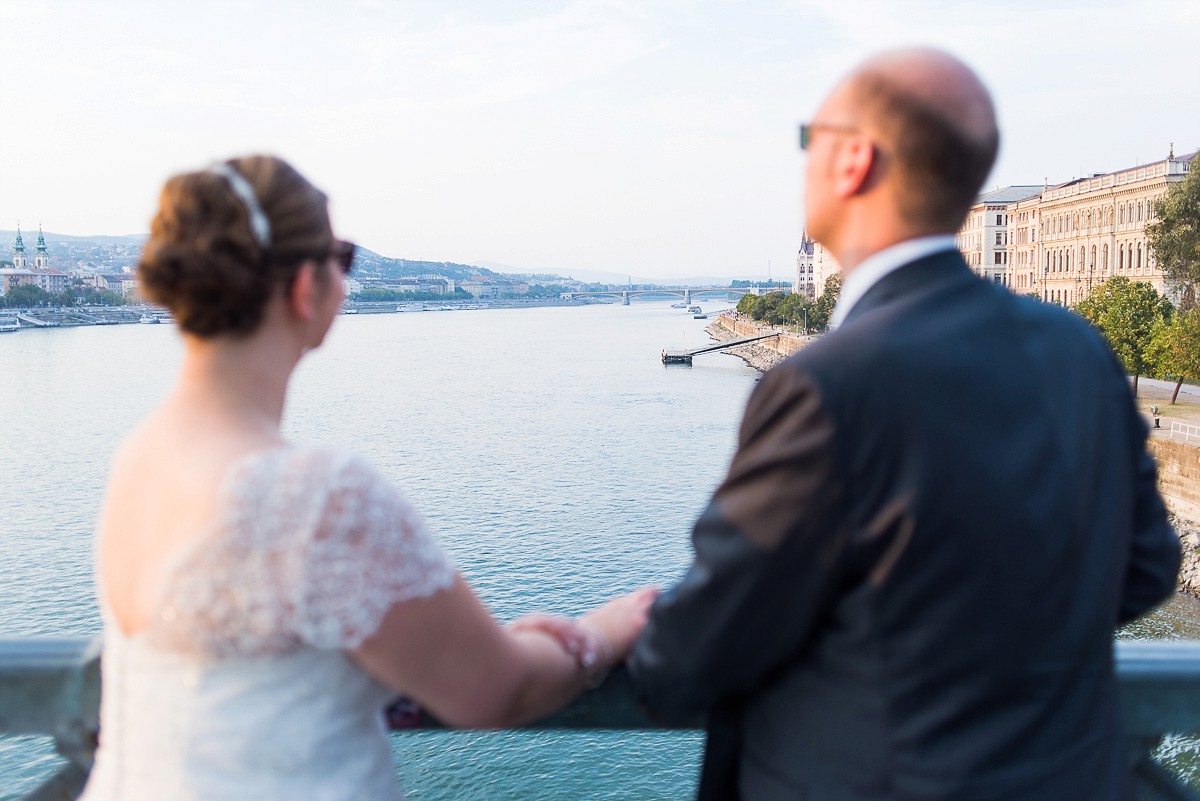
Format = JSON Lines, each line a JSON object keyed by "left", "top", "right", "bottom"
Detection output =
{"left": 996, "top": 214, "right": 1003, "bottom": 225}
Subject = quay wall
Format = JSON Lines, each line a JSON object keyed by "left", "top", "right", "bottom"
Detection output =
{"left": 706, "top": 313, "right": 806, "bottom": 372}
{"left": 1148, "top": 438, "right": 1200, "bottom": 595}
{"left": 1150, "top": 439, "right": 1200, "bottom": 525}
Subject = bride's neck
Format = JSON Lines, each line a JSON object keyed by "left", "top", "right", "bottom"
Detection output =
{"left": 174, "top": 325, "right": 303, "bottom": 436}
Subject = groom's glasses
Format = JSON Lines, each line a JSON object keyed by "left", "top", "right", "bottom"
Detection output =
{"left": 799, "top": 122, "right": 860, "bottom": 151}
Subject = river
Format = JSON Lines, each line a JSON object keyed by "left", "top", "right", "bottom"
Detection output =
{"left": 1, "top": 302, "right": 1198, "bottom": 798}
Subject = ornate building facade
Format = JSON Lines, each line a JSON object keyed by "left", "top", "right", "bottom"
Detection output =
{"left": 794, "top": 234, "right": 842, "bottom": 300}
{"left": 794, "top": 231, "right": 818, "bottom": 299}
{"left": 1006, "top": 148, "right": 1195, "bottom": 305}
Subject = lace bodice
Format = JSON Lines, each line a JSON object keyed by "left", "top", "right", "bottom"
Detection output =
{"left": 142, "top": 446, "right": 455, "bottom": 657}
{"left": 81, "top": 446, "right": 457, "bottom": 801}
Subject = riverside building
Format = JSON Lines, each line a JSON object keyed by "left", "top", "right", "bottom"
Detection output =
{"left": 957, "top": 186, "right": 1042, "bottom": 285}
{"left": 793, "top": 146, "right": 1196, "bottom": 308}
{"left": 1006, "top": 147, "right": 1196, "bottom": 305}
{"left": 0, "top": 228, "right": 67, "bottom": 296}
{"left": 795, "top": 232, "right": 841, "bottom": 300}
{"left": 794, "top": 231, "right": 818, "bottom": 299}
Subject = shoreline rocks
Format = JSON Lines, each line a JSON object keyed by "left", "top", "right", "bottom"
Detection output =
{"left": 1172, "top": 516, "right": 1200, "bottom": 598}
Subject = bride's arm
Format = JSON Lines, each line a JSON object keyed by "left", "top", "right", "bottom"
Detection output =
{"left": 351, "top": 576, "right": 656, "bottom": 728}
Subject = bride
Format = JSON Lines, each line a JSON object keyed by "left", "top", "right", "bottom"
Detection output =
{"left": 81, "top": 156, "right": 656, "bottom": 800}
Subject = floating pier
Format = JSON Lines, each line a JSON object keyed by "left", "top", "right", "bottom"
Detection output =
{"left": 661, "top": 331, "right": 781, "bottom": 365}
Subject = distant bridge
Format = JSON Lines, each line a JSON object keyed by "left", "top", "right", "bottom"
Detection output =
{"left": 561, "top": 287, "right": 781, "bottom": 305}
{"left": 662, "top": 331, "right": 780, "bottom": 364}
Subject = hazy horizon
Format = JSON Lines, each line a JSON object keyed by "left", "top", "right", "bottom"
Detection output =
{"left": 3, "top": 0, "right": 1196, "bottom": 280}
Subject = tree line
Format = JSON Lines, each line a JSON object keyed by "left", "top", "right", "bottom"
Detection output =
{"left": 735, "top": 274, "right": 843, "bottom": 333}
{"left": 1, "top": 283, "right": 127, "bottom": 308}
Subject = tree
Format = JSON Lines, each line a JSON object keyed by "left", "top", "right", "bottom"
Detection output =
{"left": 1148, "top": 308, "right": 1200, "bottom": 404}
{"left": 1073, "top": 276, "right": 1173, "bottom": 396}
{"left": 808, "top": 273, "right": 843, "bottom": 333}
{"left": 3, "top": 284, "right": 52, "bottom": 307}
{"left": 1146, "top": 162, "right": 1200, "bottom": 309}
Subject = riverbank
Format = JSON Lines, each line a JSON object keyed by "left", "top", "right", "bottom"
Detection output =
{"left": 0, "top": 297, "right": 598, "bottom": 331}
{"left": 704, "top": 312, "right": 1200, "bottom": 600}
{"left": 705, "top": 312, "right": 807, "bottom": 371}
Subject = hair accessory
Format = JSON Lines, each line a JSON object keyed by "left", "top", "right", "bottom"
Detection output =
{"left": 207, "top": 163, "right": 272, "bottom": 250}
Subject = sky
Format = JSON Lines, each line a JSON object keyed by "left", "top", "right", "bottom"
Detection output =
{"left": 1, "top": 0, "right": 1197, "bottom": 282}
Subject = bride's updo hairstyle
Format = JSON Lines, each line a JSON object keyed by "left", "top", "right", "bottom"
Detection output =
{"left": 139, "top": 155, "right": 333, "bottom": 338}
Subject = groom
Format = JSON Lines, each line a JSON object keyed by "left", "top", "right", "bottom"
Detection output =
{"left": 629, "top": 48, "right": 1179, "bottom": 800}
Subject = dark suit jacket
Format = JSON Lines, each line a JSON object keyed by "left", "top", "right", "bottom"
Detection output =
{"left": 628, "top": 250, "right": 1180, "bottom": 801}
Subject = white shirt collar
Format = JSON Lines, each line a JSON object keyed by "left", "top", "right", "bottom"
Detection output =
{"left": 828, "top": 235, "right": 958, "bottom": 330}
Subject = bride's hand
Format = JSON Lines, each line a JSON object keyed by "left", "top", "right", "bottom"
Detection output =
{"left": 577, "top": 586, "right": 660, "bottom": 664}
{"left": 507, "top": 613, "right": 589, "bottom": 659}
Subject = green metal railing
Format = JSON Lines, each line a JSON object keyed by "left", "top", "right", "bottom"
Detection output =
{"left": 3, "top": 638, "right": 1200, "bottom": 800}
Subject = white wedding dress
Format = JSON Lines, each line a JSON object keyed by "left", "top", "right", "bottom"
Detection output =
{"left": 81, "top": 446, "right": 456, "bottom": 801}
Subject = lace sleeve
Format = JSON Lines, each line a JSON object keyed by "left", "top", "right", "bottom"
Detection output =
{"left": 294, "top": 451, "right": 456, "bottom": 650}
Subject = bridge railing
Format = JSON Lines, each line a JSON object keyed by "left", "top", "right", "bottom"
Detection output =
{"left": 1172, "top": 422, "right": 1200, "bottom": 444}
{"left": 4, "top": 638, "right": 1200, "bottom": 800}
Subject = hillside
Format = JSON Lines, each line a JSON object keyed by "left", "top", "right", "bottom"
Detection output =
{"left": 0, "top": 230, "right": 516, "bottom": 282}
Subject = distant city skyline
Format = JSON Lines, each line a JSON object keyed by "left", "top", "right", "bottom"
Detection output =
{"left": 2, "top": 0, "right": 1197, "bottom": 280}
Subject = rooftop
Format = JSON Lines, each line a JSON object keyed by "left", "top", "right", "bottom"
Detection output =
{"left": 975, "top": 185, "right": 1043, "bottom": 205}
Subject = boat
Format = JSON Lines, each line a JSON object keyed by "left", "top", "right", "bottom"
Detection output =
{"left": 138, "top": 314, "right": 160, "bottom": 324}
{"left": 0, "top": 314, "right": 19, "bottom": 333}
{"left": 693, "top": 313, "right": 708, "bottom": 319}
{"left": 687, "top": 305, "right": 702, "bottom": 314}
{"left": 670, "top": 302, "right": 687, "bottom": 309}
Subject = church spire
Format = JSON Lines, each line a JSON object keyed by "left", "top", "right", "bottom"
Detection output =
{"left": 33, "top": 225, "right": 48, "bottom": 269}
{"left": 13, "top": 226, "right": 27, "bottom": 269}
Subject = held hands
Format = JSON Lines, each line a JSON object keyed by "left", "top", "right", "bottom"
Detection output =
{"left": 577, "top": 586, "right": 659, "bottom": 662}
{"left": 507, "top": 587, "right": 659, "bottom": 686}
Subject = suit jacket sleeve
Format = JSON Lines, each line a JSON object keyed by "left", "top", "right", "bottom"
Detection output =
{"left": 1118, "top": 400, "right": 1180, "bottom": 624}
{"left": 628, "top": 363, "right": 846, "bottom": 722}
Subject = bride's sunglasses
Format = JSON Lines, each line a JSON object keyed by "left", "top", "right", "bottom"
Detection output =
{"left": 328, "top": 241, "right": 357, "bottom": 275}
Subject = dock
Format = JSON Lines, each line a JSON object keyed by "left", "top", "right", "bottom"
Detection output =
{"left": 661, "top": 331, "right": 781, "bottom": 364}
